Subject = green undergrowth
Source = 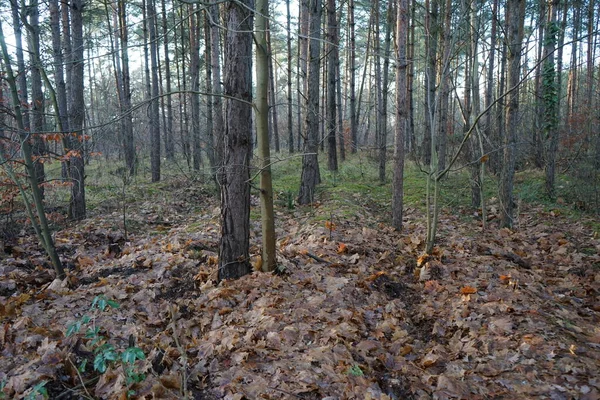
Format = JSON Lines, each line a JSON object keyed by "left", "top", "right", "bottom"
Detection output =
{"left": 3, "top": 152, "right": 596, "bottom": 235}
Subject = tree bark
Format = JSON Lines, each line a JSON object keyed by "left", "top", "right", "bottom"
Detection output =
{"left": 161, "top": 0, "right": 175, "bottom": 161}
{"left": 68, "top": 0, "right": 87, "bottom": 220}
{"left": 348, "top": 0, "right": 358, "bottom": 153}
{"left": 189, "top": 4, "right": 202, "bottom": 171}
{"left": 327, "top": 0, "right": 338, "bottom": 171}
{"left": 256, "top": 0, "right": 277, "bottom": 272}
{"left": 298, "top": 0, "right": 322, "bottom": 205}
{"left": 542, "top": 0, "right": 559, "bottom": 200}
{"left": 218, "top": 0, "right": 254, "bottom": 281}
{"left": 500, "top": 0, "right": 526, "bottom": 228}
{"left": 393, "top": 0, "right": 408, "bottom": 230}
{"left": 286, "top": 0, "right": 294, "bottom": 154}
{"left": 0, "top": 18, "right": 65, "bottom": 279}
{"left": 210, "top": 0, "right": 225, "bottom": 176}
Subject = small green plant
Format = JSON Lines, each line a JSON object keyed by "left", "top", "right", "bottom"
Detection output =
{"left": 66, "top": 295, "right": 146, "bottom": 396}
{"left": 25, "top": 380, "right": 48, "bottom": 400}
{"left": 346, "top": 364, "right": 364, "bottom": 377}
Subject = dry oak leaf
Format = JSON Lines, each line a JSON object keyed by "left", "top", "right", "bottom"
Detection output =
{"left": 337, "top": 243, "right": 348, "bottom": 254}
{"left": 460, "top": 286, "right": 477, "bottom": 295}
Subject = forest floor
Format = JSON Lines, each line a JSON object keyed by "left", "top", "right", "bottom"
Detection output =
{"left": 1, "top": 158, "right": 599, "bottom": 399}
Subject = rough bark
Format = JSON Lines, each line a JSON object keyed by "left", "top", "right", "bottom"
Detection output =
{"left": 161, "top": 0, "right": 175, "bottom": 161}
{"left": 327, "top": 0, "right": 338, "bottom": 171}
{"left": 298, "top": 0, "right": 322, "bottom": 205}
{"left": 348, "top": 0, "right": 358, "bottom": 153}
{"left": 68, "top": 0, "right": 86, "bottom": 220}
{"left": 256, "top": 0, "right": 277, "bottom": 272}
{"left": 286, "top": 0, "right": 294, "bottom": 153}
{"left": 218, "top": 0, "right": 254, "bottom": 281}
{"left": 500, "top": 0, "right": 526, "bottom": 228}
{"left": 393, "top": 0, "right": 408, "bottom": 230}
{"left": 210, "top": 0, "right": 225, "bottom": 176}
{"left": 189, "top": 5, "right": 202, "bottom": 171}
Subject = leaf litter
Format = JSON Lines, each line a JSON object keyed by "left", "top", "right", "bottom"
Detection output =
{"left": 0, "top": 180, "right": 599, "bottom": 399}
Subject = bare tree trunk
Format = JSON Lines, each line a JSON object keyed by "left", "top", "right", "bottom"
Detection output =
{"left": 117, "top": 0, "right": 136, "bottom": 175}
{"left": 219, "top": 0, "right": 254, "bottom": 281}
{"left": 256, "top": 0, "right": 277, "bottom": 272}
{"left": 327, "top": 0, "right": 338, "bottom": 171}
{"left": 298, "top": 0, "right": 322, "bottom": 205}
{"left": 379, "top": 0, "right": 394, "bottom": 182}
{"left": 500, "top": 0, "right": 526, "bottom": 228}
{"left": 161, "top": 0, "right": 175, "bottom": 161}
{"left": 286, "top": 0, "right": 294, "bottom": 153}
{"left": 267, "top": 22, "right": 281, "bottom": 153}
{"left": 175, "top": 5, "right": 191, "bottom": 168}
{"left": 393, "top": 0, "right": 408, "bottom": 230}
{"left": 297, "top": 0, "right": 309, "bottom": 151}
{"left": 0, "top": 21, "right": 65, "bottom": 279}
{"left": 189, "top": 5, "right": 202, "bottom": 171}
{"left": 484, "top": 0, "right": 498, "bottom": 173}
{"left": 532, "top": 0, "right": 545, "bottom": 168}
{"left": 423, "top": 0, "right": 439, "bottom": 166}
{"left": 68, "top": 0, "right": 86, "bottom": 220}
{"left": 407, "top": 0, "right": 416, "bottom": 153}
{"left": 336, "top": 7, "right": 345, "bottom": 162}
{"left": 210, "top": 0, "right": 225, "bottom": 175}
{"left": 204, "top": 13, "right": 214, "bottom": 170}
{"left": 25, "top": 0, "right": 46, "bottom": 198}
{"left": 348, "top": 0, "right": 358, "bottom": 153}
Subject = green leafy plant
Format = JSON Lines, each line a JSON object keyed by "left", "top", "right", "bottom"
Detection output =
{"left": 66, "top": 295, "right": 146, "bottom": 395}
{"left": 345, "top": 364, "right": 364, "bottom": 377}
{"left": 25, "top": 381, "right": 48, "bottom": 400}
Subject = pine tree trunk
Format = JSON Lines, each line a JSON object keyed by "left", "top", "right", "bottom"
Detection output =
{"left": 298, "top": 0, "right": 322, "bottom": 205}
{"left": 219, "top": 0, "right": 254, "bottom": 281}
{"left": 393, "top": 0, "right": 408, "bottom": 230}
{"left": 160, "top": 0, "right": 174, "bottom": 161}
{"left": 69, "top": 0, "right": 86, "bottom": 220}
{"left": 256, "top": 0, "right": 277, "bottom": 272}
{"left": 500, "top": 0, "right": 526, "bottom": 228}
{"left": 327, "top": 0, "right": 338, "bottom": 171}
{"left": 348, "top": 0, "right": 358, "bottom": 153}
{"left": 286, "top": 0, "right": 294, "bottom": 154}
{"left": 210, "top": 0, "right": 225, "bottom": 175}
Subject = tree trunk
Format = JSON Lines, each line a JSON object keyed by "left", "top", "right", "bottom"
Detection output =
{"left": 0, "top": 18, "right": 65, "bottom": 279}
{"left": 204, "top": 12, "right": 214, "bottom": 170}
{"left": 297, "top": 0, "right": 309, "bottom": 151}
{"left": 267, "top": 22, "right": 281, "bottom": 153}
{"left": 393, "top": 0, "right": 408, "bottom": 231}
{"left": 484, "top": 0, "right": 498, "bottom": 173}
{"left": 189, "top": 5, "right": 202, "bottom": 171}
{"left": 298, "top": 0, "right": 322, "bottom": 205}
{"left": 25, "top": 0, "right": 47, "bottom": 198}
{"left": 210, "top": 0, "right": 225, "bottom": 176}
{"left": 379, "top": 0, "right": 393, "bottom": 183}
{"left": 218, "top": 0, "right": 254, "bottom": 281}
{"left": 500, "top": 0, "right": 526, "bottom": 228}
{"left": 542, "top": 0, "right": 559, "bottom": 200}
{"left": 423, "top": 0, "right": 439, "bottom": 166}
{"left": 161, "top": 0, "right": 175, "bottom": 161}
{"left": 348, "top": 0, "right": 358, "bottom": 153}
{"left": 327, "top": 0, "right": 338, "bottom": 171}
{"left": 68, "top": 0, "right": 86, "bottom": 220}
{"left": 256, "top": 0, "right": 277, "bottom": 272}
{"left": 286, "top": 0, "right": 294, "bottom": 154}
{"left": 117, "top": 0, "right": 136, "bottom": 175}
